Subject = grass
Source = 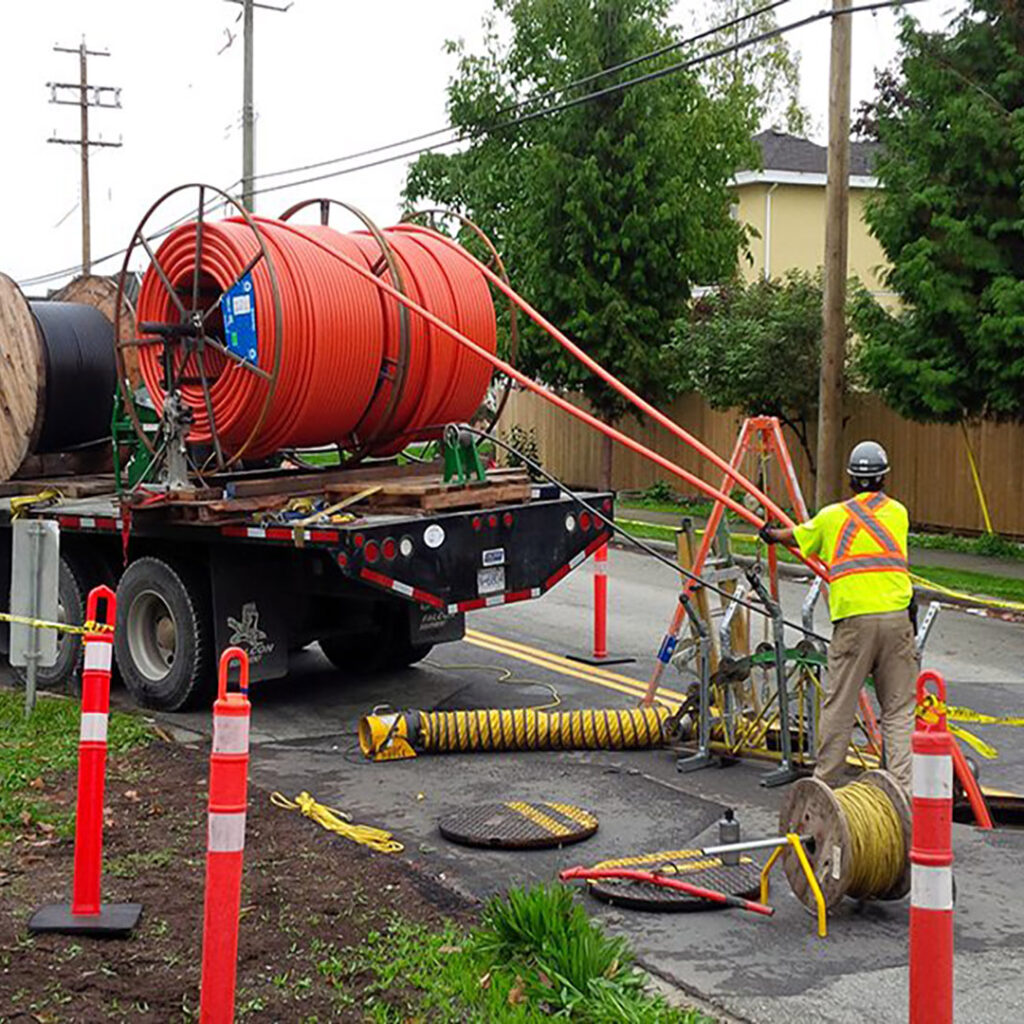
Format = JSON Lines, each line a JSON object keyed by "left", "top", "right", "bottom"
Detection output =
{"left": 0, "top": 687, "right": 151, "bottom": 843}
{"left": 615, "top": 519, "right": 1024, "bottom": 604}
{"left": 317, "top": 885, "right": 712, "bottom": 1023}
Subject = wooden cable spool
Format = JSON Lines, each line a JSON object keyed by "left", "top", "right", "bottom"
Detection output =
{"left": 0, "top": 273, "right": 117, "bottom": 483}
{"left": 779, "top": 770, "right": 912, "bottom": 911}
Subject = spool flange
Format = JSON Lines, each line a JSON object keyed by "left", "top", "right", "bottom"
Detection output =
{"left": 779, "top": 770, "right": 911, "bottom": 912}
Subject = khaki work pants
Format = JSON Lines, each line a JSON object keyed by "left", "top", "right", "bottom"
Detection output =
{"left": 814, "top": 610, "right": 916, "bottom": 792}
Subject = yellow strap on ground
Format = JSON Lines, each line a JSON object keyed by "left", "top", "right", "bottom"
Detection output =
{"left": 0, "top": 611, "right": 113, "bottom": 636}
{"left": 270, "top": 791, "right": 403, "bottom": 854}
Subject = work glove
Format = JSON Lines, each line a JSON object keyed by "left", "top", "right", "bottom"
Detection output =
{"left": 758, "top": 523, "right": 778, "bottom": 545}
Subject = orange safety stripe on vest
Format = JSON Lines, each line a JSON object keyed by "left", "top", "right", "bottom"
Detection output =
{"left": 830, "top": 493, "right": 908, "bottom": 582}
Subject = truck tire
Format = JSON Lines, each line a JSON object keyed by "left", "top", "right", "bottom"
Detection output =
{"left": 319, "top": 603, "right": 433, "bottom": 673}
{"left": 115, "top": 556, "right": 213, "bottom": 711}
{"left": 319, "top": 633, "right": 433, "bottom": 672}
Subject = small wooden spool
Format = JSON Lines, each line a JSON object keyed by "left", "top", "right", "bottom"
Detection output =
{"left": 0, "top": 273, "right": 45, "bottom": 483}
{"left": 779, "top": 770, "right": 911, "bottom": 911}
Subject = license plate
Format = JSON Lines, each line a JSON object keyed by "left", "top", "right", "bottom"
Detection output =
{"left": 477, "top": 566, "right": 505, "bottom": 595}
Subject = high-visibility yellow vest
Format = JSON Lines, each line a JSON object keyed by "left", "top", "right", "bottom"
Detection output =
{"left": 794, "top": 491, "right": 912, "bottom": 622}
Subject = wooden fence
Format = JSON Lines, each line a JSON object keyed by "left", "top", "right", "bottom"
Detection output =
{"left": 502, "top": 389, "right": 1024, "bottom": 537}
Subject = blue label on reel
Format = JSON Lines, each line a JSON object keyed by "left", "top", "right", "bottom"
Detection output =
{"left": 220, "top": 272, "right": 258, "bottom": 366}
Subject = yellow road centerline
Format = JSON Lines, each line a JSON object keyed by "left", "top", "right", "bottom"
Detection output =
{"left": 466, "top": 628, "right": 687, "bottom": 704}
{"left": 463, "top": 634, "right": 678, "bottom": 707}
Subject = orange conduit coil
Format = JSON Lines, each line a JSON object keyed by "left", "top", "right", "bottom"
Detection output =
{"left": 135, "top": 219, "right": 496, "bottom": 458}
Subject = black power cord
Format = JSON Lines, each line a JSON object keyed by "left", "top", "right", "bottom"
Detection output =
{"left": 463, "top": 424, "right": 829, "bottom": 644}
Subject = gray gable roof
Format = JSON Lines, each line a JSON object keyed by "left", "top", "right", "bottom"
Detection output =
{"left": 751, "top": 129, "right": 879, "bottom": 177}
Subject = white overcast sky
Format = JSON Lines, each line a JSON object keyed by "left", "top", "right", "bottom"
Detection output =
{"left": 0, "top": 0, "right": 964, "bottom": 290}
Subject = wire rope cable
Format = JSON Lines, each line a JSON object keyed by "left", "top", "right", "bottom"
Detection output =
{"left": 833, "top": 781, "right": 906, "bottom": 899}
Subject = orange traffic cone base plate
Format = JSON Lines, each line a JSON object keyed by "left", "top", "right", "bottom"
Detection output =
{"left": 28, "top": 902, "right": 142, "bottom": 937}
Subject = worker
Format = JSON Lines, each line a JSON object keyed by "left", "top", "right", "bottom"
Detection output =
{"left": 760, "top": 441, "right": 915, "bottom": 791}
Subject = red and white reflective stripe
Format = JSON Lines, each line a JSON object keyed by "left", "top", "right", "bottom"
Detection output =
{"left": 912, "top": 752, "right": 953, "bottom": 800}
{"left": 208, "top": 811, "right": 247, "bottom": 853}
{"left": 83, "top": 642, "right": 113, "bottom": 672}
{"left": 213, "top": 716, "right": 251, "bottom": 755}
{"left": 57, "top": 516, "right": 123, "bottom": 532}
{"left": 446, "top": 587, "right": 540, "bottom": 614}
{"left": 359, "top": 568, "right": 444, "bottom": 608}
{"left": 912, "top": 863, "right": 953, "bottom": 911}
{"left": 220, "top": 524, "right": 340, "bottom": 544}
{"left": 79, "top": 711, "right": 108, "bottom": 743}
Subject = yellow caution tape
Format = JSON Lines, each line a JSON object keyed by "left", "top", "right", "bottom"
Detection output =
{"left": 910, "top": 572, "right": 1024, "bottom": 613}
{"left": 0, "top": 611, "right": 113, "bottom": 636}
{"left": 270, "top": 791, "right": 403, "bottom": 854}
{"left": 913, "top": 695, "right": 1024, "bottom": 760}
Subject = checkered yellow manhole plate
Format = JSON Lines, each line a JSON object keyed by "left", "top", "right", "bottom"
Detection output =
{"left": 585, "top": 848, "right": 762, "bottom": 912}
{"left": 438, "top": 801, "right": 599, "bottom": 849}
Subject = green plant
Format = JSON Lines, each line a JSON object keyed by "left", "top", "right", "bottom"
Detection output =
{"left": 405, "top": 0, "right": 758, "bottom": 428}
{"left": 0, "top": 689, "right": 150, "bottom": 843}
{"left": 641, "top": 480, "right": 676, "bottom": 505}
{"left": 852, "top": 1, "right": 1024, "bottom": 425}
{"left": 502, "top": 423, "right": 542, "bottom": 479}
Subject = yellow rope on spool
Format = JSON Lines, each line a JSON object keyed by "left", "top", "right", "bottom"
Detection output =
{"left": 270, "top": 791, "right": 404, "bottom": 854}
{"left": 833, "top": 781, "right": 906, "bottom": 900}
{"left": 417, "top": 706, "right": 671, "bottom": 755}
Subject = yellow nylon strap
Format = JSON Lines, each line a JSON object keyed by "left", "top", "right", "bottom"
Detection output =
{"left": 270, "top": 791, "right": 403, "bottom": 854}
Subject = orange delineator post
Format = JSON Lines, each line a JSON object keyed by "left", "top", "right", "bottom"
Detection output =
{"left": 28, "top": 586, "right": 142, "bottom": 937}
{"left": 200, "top": 647, "right": 252, "bottom": 1024}
{"left": 910, "top": 670, "right": 954, "bottom": 1024}
{"left": 593, "top": 543, "right": 608, "bottom": 659}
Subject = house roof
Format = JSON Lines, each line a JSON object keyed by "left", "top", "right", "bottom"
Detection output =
{"left": 733, "top": 130, "right": 880, "bottom": 188}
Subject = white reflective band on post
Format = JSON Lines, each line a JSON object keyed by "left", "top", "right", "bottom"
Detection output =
{"left": 79, "top": 711, "right": 108, "bottom": 743}
{"left": 912, "top": 752, "right": 953, "bottom": 800}
{"left": 208, "top": 811, "right": 247, "bottom": 853}
{"left": 83, "top": 642, "right": 113, "bottom": 672}
{"left": 213, "top": 715, "right": 251, "bottom": 755}
{"left": 911, "top": 863, "right": 953, "bottom": 911}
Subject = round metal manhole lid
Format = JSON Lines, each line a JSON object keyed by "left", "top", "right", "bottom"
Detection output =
{"left": 585, "top": 848, "right": 763, "bottom": 912}
{"left": 438, "top": 801, "right": 599, "bottom": 850}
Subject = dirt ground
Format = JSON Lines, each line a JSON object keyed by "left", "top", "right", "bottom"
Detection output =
{"left": 0, "top": 738, "right": 473, "bottom": 1023}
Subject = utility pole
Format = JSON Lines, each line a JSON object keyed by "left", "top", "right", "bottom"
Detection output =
{"left": 815, "top": 0, "right": 852, "bottom": 509}
{"left": 48, "top": 40, "right": 121, "bottom": 276}
{"left": 224, "top": 0, "right": 292, "bottom": 211}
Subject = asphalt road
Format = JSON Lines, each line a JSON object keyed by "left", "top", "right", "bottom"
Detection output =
{"left": 21, "top": 545, "right": 1024, "bottom": 1022}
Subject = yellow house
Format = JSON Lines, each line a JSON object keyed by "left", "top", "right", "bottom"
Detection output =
{"left": 732, "top": 130, "right": 893, "bottom": 304}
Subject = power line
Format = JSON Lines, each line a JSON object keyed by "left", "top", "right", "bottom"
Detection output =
{"left": 19, "top": 0, "right": 923, "bottom": 287}
{"left": 244, "top": 0, "right": 926, "bottom": 201}
{"left": 247, "top": 0, "right": 797, "bottom": 184}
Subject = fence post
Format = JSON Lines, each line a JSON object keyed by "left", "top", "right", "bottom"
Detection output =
{"left": 910, "top": 669, "right": 954, "bottom": 1024}
{"left": 28, "top": 585, "right": 142, "bottom": 936}
{"left": 199, "top": 647, "right": 252, "bottom": 1024}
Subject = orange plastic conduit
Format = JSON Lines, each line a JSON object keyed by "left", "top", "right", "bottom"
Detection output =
{"left": 135, "top": 218, "right": 497, "bottom": 458}
{"left": 262, "top": 218, "right": 817, "bottom": 567}
{"left": 393, "top": 225, "right": 826, "bottom": 569}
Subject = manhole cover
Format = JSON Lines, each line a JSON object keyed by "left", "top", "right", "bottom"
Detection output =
{"left": 438, "top": 801, "right": 599, "bottom": 849}
{"left": 585, "top": 848, "right": 762, "bottom": 912}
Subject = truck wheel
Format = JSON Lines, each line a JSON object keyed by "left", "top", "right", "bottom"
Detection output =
{"left": 15, "top": 550, "right": 98, "bottom": 694}
{"left": 115, "top": 556, "right": 213, "bottom": 711}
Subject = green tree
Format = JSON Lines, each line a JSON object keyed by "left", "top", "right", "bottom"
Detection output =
{"left": 694, "top": 0, "right": 811, "bottom": 135}
{"left": 670, "top": 271, "right": 826, "bottom": 471}
{"left": 851, "top": 1, "right": 1024, "bottom": 425}
{"left": 404, "top": 0, "right": 758, "bottom": 485}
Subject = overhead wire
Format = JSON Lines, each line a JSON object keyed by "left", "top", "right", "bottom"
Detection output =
{"left": 246, "top": 0, "right": 798, "bottom": 184}
{"left": 241, "top": 0, "right": 926, "bottom": 201}
{"left": 19, "top": 0, "right": 921, "bottom": 287}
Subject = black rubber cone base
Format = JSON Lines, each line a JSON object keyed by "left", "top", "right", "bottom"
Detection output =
{"left": 28, "top": 902, "right": 142, "bottom": 937}
{"left": 566, "top": 653, "right": 637, "bottom": 666}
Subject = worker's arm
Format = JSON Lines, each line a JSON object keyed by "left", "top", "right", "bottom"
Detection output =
{"left": 759, "top": 524, "right": 796, "bottom": 545}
